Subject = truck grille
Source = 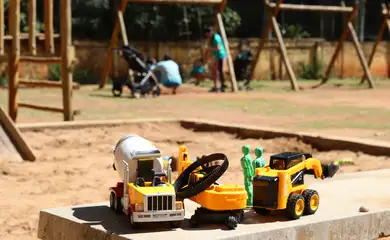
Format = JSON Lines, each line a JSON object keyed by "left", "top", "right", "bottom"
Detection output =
{"left": 147, "top": 195, "right": 173, "bottom": 211}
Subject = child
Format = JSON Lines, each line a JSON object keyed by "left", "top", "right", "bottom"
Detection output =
{"left": 190, "top": 58, "right": 208, "bottom": 86}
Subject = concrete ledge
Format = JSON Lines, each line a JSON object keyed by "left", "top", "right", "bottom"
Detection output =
{"left": 37, "top": 169, "right": 390, "bottom": 240}
{"left": 17, "top": 118, "right": 390, "bottom": 157}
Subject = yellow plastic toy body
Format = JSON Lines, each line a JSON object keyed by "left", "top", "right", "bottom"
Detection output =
{"left": 253, "top": 152, "right": 338, "bottom": 220}
{"left": 177, "top": 145, "right": 247, "bottom": 211}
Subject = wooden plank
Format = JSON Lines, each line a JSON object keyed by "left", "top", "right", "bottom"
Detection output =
{"left": 28, "top": 0, "right": 37, "bottom": 55}
{"left": 117, "top": 10, "right": 129, "bottom": 46}
{"left": 3, "top": 33, "right": 60, "bottom": 40}
{"left": 316, "top": 2, "right": 359, "bottom": 87}
{"left": 0, "top": 122, "right": 23, "bottom": 162}
{"left": 267, "top": 3, "right": 353, "bottom": 13}
{"left": 360, "top": 6, "right": 390, "bottom": 84}
{"left": 0, "top": 107, "right": 36, "bottom": 161}
{"left": 126, "top": 0, "right": 222, "bottom": 4}
{"left": 8, "top": 0, "right": 21, "bottom": 122}
{"left": 44, "top": 0, "right": 54, "bottom": 54}
{"left": 271, "top": 14, "right": 299, "bottom": 91}
{"left": 216, "top": 13, "right": 237, "bottom": 92}
{"left": 60, "top": 0, "right": 74, "bottom": 121}
{"left": 99, "top": 0, "right": 128, "bottom": 89}
{"left": 347, "top": 22, "right": 374, "bottom": 88}
{"left": 19, "top": 103, "right": 64, "bottom": 113}
{"left": 0, "top": 0, "right": 4, "bottom": 55}
{"left": 19, "top": 80, "right": 80, "bottom": 90}
{"left": 20, "top": 56, "right": 62, "bottom": 63}
{"left": 251, "top": 0, "right": 283, "bottom": 80}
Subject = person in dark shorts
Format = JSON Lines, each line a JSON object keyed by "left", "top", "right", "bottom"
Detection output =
{"left": 204, "top": 26, "right": 227, "bottom": 93}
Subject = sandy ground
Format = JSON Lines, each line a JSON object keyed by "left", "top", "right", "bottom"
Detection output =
{"left": 1, "top": 122, "right": 390, "bottom": 240}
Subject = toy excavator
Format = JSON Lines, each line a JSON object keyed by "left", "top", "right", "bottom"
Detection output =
{"left": 174, "top": 145, "right": 247, "bottom": 230}
{"left": 252, "top": 152, "right": 339, "bottom": 220}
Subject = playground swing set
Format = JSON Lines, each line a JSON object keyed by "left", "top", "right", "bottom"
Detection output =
{"left": 250, "top": 0, "right": 378, "bottom": 91}
{"left": 0, "top": 0, "right": 77, "bottom": 122}
{"left": 98, "top": 0, "right": 239, "bottom": 93}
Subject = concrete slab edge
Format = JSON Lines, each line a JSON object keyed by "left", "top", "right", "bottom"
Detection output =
{"left": 37, "top": 207, "right": 390, "bottom": 240}
{"left": 220, "top": 209, "right": 390, "bottom": 240}
{"left": 16, "top": 118, "right": 390, "bottom": 157}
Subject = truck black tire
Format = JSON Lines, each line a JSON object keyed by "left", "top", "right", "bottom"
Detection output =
{"left": 128, "top": 214, "right": 140, "bottom": 229}
{"left": 174, "top": 153, "right": 229, "bottom": 199}
{"left": 227, "top": 216, "right": 238, "bottom": 230}
{"left": 189, "top": 215, "right": 199, "bottom": 228}
{"left": 302, "top": 189, "right": 320, "bottom": 215}
{"left": 286, "top": 193, "right": 305, "bottom": 220}
{"left": 109, "top": 192, "right": 115, "bottom": 210}
{"left": 169, "top": 221, "right": 181, "bottom": 228}
{"left": 114, "top": 196, "right": 122, "bottom": 214}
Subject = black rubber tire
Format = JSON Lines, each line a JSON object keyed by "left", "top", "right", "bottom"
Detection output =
{"left": 114, "top": 196, "right": 122, "bottom": 214}
{"left": 302, "top": 189, "right": 320, "bottom": 215}
{"left": 227, "top": 216, "right": 238, "bottom": 230}
{"left": 170, "top": 221, "right": 182, "bottom": 228}
{"left": 174, "top": 153, "right": 229, "bottom": 199}
{"left": 286, "top": 193, "right": 305, "bottom": 220}
{"left": 128, "top": 213, "right": 140, "bottom": 229}
{"left": 189, "top": 215, "right": 198, "bottom": 228}
{"left": 254, "top": 207, "right": 271, "bottom": 216}
{"left": 235, "top": 210, "right": 244, "bottom": 223}
{"left": 112, "top": 88, "right": 122, "bottom": 97}
{"left": 109, "top": 192, "right": 115, "bottom": 210}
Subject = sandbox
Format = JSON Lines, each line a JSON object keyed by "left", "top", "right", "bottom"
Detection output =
{"left": 1, "top": 119, "right": 390, "bottom": 239}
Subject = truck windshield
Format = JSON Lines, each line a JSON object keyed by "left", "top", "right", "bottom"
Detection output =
{"left": 271, "top": 159, "right": 285, "bottom": 170}
{"left": 137, "top": 159, "right": 154, "bottom": 182}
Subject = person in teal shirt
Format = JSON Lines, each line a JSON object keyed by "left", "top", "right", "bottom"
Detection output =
{"left": 204, "top": 26, "right": 227, "bottom": 92}
{"left": 190, "top": 58, "right": 208, "bottom": 86}
{"left": 151, "top": 55, "right": 182, "bottom": 94}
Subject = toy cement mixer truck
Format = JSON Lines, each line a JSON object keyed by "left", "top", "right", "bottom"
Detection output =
{"left": 109, "top": 134, "right": 185, "bottom": 229}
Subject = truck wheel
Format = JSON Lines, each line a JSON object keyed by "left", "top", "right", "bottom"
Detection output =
{"left": 235, "top": 210, "right": 244, "bottom": 223}
{"left": 302, "top": 189, "right": 319, "bottom": 215}
{"left": 254, "top": 207, "right": 271, "bottom": 216}
{"left": 286, "top": 193, "right": 305, "bottom": 220}
{"left": 227, "top": 216, "right": 238, "bottom": 230}
{"left": 128, "top": 214, "right": 140, "bottom": 229}
{"left": 189, "top": 215, "right": 198, "bottom": 228}
{"left": 114, "top": 196, "right": 123, "bottom": 214}
{"left": 109, "top": 192, "right": 115, "bottom": 210}
{"left": 170, "top": 221, "right": 181, "bottom": 228}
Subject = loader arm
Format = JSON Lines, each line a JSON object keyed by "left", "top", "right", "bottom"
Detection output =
{"left": 286, "top": 158, "right": 323, "bottom": 179}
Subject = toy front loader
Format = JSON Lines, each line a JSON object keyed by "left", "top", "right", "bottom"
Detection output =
{"left": 253, "top": 152, "right": 339, "bottom": 220}
{"left": 174, "top": 145, "right": 247, "bottom": 230}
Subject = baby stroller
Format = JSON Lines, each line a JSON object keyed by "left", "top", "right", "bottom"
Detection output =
{"left": 111, "top": 45, "right": 160, "bottom": 98}
{"left": 234, "top": 49, "right": 253, "bottom": 91}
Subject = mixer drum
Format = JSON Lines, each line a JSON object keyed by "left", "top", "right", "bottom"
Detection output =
{"left": 113, "top": 134, "right": 164, "bottom": 183}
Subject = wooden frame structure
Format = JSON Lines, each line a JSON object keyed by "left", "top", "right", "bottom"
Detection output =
{"left": 98, "top": 0, "right": 238, "bottom": 92}
{"left": 251, "top": 0, "right": 375, "bottom": 91}
{"left": 1, "top": 0, "right": 77, "bottom": 122}
{"left": 360, "top": 3, "right": 390, "bottom": 84}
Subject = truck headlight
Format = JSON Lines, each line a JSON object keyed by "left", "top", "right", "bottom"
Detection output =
{"left": 175, "top": 201, "right": 183, "bottom": 210}
{"left": 135, "top": 203, "right": 144, "bottom": 212}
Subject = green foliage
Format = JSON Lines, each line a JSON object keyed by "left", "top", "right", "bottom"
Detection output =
{"left": 48, "top": 64, "right": 100, "bottom": 85}
{"left": 298, "top": 56, "right": 324, "bottom": 80}
{"left": 48, "top": 64, "right": 62, "bottom": 81}
{"left": 3, "top": 0, "right": 44, "bottom": 33}
{"left": 280, "top": 24, "right": 310, "bottom": 39}
{"left": 0, "top": 74, "right": 8, "bottom": 87}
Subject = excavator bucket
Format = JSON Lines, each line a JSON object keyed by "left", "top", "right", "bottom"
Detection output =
{"left": 321, "top": 163, "right": 339, "bottom": 178}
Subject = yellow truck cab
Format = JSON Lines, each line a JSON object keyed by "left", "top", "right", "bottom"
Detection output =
{"left": 109, "top": 134, "right": 185, "bottom": 228}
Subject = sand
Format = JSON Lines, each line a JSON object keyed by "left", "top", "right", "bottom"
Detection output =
{"left": 1, "top": 122, "right": 390, "bottom": 240}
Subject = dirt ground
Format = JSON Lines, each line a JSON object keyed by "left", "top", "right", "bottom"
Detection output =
{"left": 1, "top": 122, "right": 390, "bottom": 240}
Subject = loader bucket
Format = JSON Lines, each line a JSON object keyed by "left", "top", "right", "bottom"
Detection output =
{"left": 321, "top": 163, "right": 339, "bottom": 178}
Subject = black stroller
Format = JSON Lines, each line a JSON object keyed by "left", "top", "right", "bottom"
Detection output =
{"left": 111, "top": 45, "right": 160, "bottom": 98}
{"left": 234, "top": 49, "right": 253, "bottom": 91}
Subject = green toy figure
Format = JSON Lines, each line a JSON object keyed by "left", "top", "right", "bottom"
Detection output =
{"left": 253, "top": 147, "right": 266, "bottom": 169}
{"left": 240, "top": 145, "right": 254, "bottom": 206}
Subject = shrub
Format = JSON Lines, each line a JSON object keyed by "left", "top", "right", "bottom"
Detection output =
{"left": 298, "top": 57, "right": 324, "bottom": 80}
{"left": 48, "top": 64, "right": 61, "bottom": 81}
